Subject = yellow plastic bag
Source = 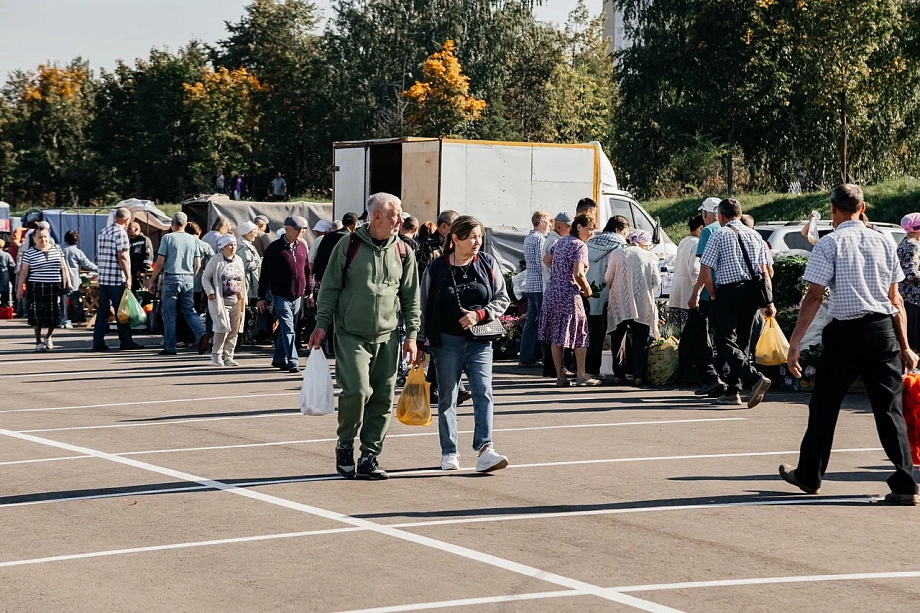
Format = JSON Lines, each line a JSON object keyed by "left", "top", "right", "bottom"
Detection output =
{"left": 755, "top": 317, "right": 790, "bottom": 366}
{"left": 396, "top": 365, "right": 432, "bottom": 427}
{"left": 116, "top": 290, "right": 146, "bottom": 327}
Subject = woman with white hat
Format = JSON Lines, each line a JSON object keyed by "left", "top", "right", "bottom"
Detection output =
{"left": 203, "top": 234, "right": 247, "bottom": 366}
{"left": 237, "top": 221, "right": 262, "bottom": 299}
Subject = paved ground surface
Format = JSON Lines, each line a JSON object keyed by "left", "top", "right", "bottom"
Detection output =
{"left": 1, "top": 321, "right": 919, "bottom": 613}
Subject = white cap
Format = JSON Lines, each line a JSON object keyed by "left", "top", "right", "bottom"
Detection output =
{"left": 312, "top": 220, "right": 334, "bottom": 233}
{"left": 699, "top": 197, "right": 721, "bottom": 213}
{"left": 239, "top": 221, "right": 257, "bottom": 236}
{"left": 217, "top": 234, "right": 237, "bottom": 250}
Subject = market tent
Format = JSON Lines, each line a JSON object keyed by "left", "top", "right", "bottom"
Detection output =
{"left": 183, "top": 196, "right": 333, "bottom": 246}
{"left": 110, "top": 199, "right": 172, "bottom": 253}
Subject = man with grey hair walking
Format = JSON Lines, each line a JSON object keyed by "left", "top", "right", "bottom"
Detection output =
{"left": 148, "top": 212, "right": 210, "bottom": 356}
{"left": 310, "top": 193, "right": 420, "bottom": 480}
{"left": 93, "top": 207, "right": 143, "bottom": 351}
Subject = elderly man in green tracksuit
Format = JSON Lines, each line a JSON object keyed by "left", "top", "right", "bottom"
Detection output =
{"left": 309, "top": 193, "right": 420, "bottom": 481}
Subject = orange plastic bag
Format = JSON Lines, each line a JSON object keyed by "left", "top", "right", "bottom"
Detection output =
{"left": 902, "top": 373, "right": 920, "bottom": 466}
{"left": 396, "top": 365, "right": 431, "bottom": 427}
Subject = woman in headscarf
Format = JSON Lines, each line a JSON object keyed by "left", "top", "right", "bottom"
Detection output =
{"left": 203, "top": 234, "right": 247, "bottom": 366}
{"left": 15, "top": 225, "right": 71, "bottom": 352}
{"left": 897, "top": 213, "right": 920, "bottom": 352}
{"left": 605, "top": 229, "right": 661, "bottom": 385}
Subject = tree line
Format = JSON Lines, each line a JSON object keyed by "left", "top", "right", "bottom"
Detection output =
{"left": 0, "top": 0, "right": 917, "bottom": 208}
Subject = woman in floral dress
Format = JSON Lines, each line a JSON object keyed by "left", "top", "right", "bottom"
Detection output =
{"left": 897, "top": 213, "right": 920, "bottom": 352}
{"left": 539, "top": 214, "right": 599, "bottom": 387}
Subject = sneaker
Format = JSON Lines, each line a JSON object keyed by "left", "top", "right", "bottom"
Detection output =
{"left": 575, "top": 377, "right": 601, "bottom": 387}
{"left": 44, "top": 338, "right": 54, "bottom": 351}
{"left": 356, "top": 454, "right": 388, "bottom": 480}
{"left": 271, "top": 361, "right": 287, "bottom": 369}
{"left": 715, "top": 393, "right": 743, "bottom": 406}
{"left": 883, "top": 492, "right": 920, "bottom": 506}
{"left": 441, "top": 453, "right": 460, "bottom": 471}
{"left": 287, "top": 364, "right": 300, "bottom": 374}
{"left": 224, "top": 358, "right": 239, "bottom": 367}
{"left": 211, "top": 355, "right": 224, "bottom": 367}
{"left": 197, "top": 334, "right": 211, "bottom": 355}
{"left": 63, "top": 322, "right": 73, "bottom": 329}
{"left": 34, "top": 341, "right": 47, "bottom": 352}
{"left": 335, "top": 443, "right": 356, "bottom": 479}
{"left": 157, "top": 349, "right": 178, "bottom": 356}
{"left": 556, "top": 377, "right": 572, "bottom": 387}
{"left": 475, "top": 444, "right": 508, "bottom": 473}
{"left": 457, "top": 389, "right": 472, "bottom": 405}
{"left": 91, "top": 345, "right": 109, "bottom": 352}
{"left": 748, "top": 375, "right": 772, "bottom": 409}
{"left": 119, "top": 342, "right": 145, "bottom": 350}
{"left": 588, "top": 372, "right": 606, "bottom": 381}
{"left": 695, "top": 380, "right": 725, "bottom": 396}
{"left": 779, "top": 464, "right": 820, "bottom": 495}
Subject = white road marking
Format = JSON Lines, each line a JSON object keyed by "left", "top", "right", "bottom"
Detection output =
{"left": 0, "top": 455, "right": 89, "bottom": 466}
{"left": 0, "top": 428, "right": 682, "bottom": 613}
{"left": 0, "top": 392, "right": 300, "bottom": 414}
{"left": 19, "top": 412, "right": 301, "bottom": 433}
{"left": 330, "top": 591, "right": 584, "bottom": 613}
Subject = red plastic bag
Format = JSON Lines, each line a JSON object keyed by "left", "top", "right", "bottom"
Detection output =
{"left": 902, "top": 373, "right": 920, "bottom": 466}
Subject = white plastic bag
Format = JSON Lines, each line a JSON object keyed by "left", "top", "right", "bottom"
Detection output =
{"left": 511, "top": 270, "right": 527, "bottom": 300}
{"left": 802, "top": 211, "right": 820, "bottom": 245}
{"left": 300, "top": 350, "right": 335, "bottom": 416}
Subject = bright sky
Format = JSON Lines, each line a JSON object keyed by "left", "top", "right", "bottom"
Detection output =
{"left": 0, "top": 0, "right": 602, "bottom": 86}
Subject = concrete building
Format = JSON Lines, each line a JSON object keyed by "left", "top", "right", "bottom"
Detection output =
{"left": 604, "top": 0, "right": 633, "bottom": 53}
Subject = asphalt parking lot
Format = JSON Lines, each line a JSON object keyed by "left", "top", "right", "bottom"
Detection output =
{"left": 1, "top": 322, "right": 918, "bottom": 613}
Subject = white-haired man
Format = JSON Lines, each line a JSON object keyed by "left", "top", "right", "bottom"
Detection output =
{"left": 93, "top": 207, "right": 143, "bottom": 351}
{"left": 309, "top": 193, "right": 420, "bottom": 480}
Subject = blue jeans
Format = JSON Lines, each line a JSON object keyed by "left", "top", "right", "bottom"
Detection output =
{"left": 431, "top": 333, "right": 494, "bottom": 455}
{"left": 93, "top": 284, "right": 134, "bottom": 348}
{"left": 273, "top": 296, "right": 301, "bottom": 367}
{"left": 519, "top": 292, "right": 544, "bottom": 364}
{"left": 162, "top": 275, "right": 205, "bottom": 352}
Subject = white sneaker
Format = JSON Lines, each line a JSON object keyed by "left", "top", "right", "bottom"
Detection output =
{"left": 63, "top": 322, "right": 73, "bottom": 329}
{"left": 210, "top": 355, "right": 224, "bottom": 367}
{"left": 441, "top": 453, "right": 460, "bottom": 471}
{"left": 475, "top": 444, "right": 508, "bottom": 473}
{"left": 224, "top": 357, "right": 239, "bottom": 367}
{"left": 44, "top": 338, "right": 55, "bottom": 351}
{"left": 34, "top": 341, "right": 47, "bottom": 352}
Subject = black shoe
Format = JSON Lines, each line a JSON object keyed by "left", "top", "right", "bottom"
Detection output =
{"left": 198, "top": 334, "right": 211, "bottom": 355}
{"left": 356, "top": 454, "right": 389, "bottom": 480}
{"left": 287, "top": 364, "right": 300, "bottom": 373}
{"left": 748, "top": 375, "right": 772, "bottom": 408}
{"left": 335, "top": 443, "right": 356, "bottom": 479}
{"left": 695, "top": 380, "right": 725, "bottom": 397}
{"left": 91, "top": 345, "right": 109, "bottom": 352}
{"left": 271, "top": 361, "right": 287, "bottom": 369}
{"left": 119, "top": 342, "right": 145, "bottom": 350}
{"left": 157, "top": 349, "right": 178, "bottom": 356}
{"left": 779, "top": 464, "right": 819, "bottom": 494}
{"left": 457, "top": 389, "right": 473, "bottom": 405}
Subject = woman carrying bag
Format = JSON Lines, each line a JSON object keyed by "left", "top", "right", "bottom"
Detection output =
{"left": 418, "top": 215, "right": 511, "bottom": 473}
{"left": 202, "top": 234, "right": 247, "bottom": 367}
{"left": 16, "top": 226, "right": 71, "bottom": 352}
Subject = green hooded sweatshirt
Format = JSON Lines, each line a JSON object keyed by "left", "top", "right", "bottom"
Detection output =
{"left": 315, "top": 224, "right": 420, "bottom": 344}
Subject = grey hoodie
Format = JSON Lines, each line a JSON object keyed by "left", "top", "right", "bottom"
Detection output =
{"left": 585, "top": 233, "right": 627, "bottom": 316}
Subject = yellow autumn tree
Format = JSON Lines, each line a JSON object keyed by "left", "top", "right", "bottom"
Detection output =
{"left": 401, "top": 41, "right": 486, "bottom": 137}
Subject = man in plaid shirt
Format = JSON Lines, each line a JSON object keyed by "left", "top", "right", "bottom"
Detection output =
{"left": 698, "top": 198, "right": 774, "bottom": 407}
{"left": 92, "top": 207, "right": 143, "bottom": 351}
{"left": 780, "top": 184, "right": 919, "bottom": 505}
{"left": 518, "top": 210, "right": 552, "bottom": 367}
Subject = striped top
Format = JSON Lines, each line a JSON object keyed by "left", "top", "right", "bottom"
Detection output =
{"left": 22, "top": 245, "right": 64, "bottom": 284}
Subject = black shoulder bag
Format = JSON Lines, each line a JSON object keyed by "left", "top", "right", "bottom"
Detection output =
{"left": 727, "top": 225, "right": 773, "bottom": 309}
{"left": 449, "top": 263, "right": 505, "bottom": 342}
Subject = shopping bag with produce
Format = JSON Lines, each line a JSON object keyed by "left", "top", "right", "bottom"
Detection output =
{"left": 755, "top": 317, "right": 790, "bottom": 366}
{"left": 396, "top": 365, "right": 432, "bottom": 426}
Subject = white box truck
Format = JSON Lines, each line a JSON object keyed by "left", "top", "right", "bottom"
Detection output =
{"left": 332, "top": 137, "right": 675, "bottom": 259}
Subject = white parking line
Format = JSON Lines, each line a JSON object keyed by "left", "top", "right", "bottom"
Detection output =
{"left": 331, "top": 570, "right": 920, "bottom": 613}
{"left": 0, "top": 428, "right": 683, "bottom": 613}
{"left": 0, "top": 392, "right": 300, "bottom": 414}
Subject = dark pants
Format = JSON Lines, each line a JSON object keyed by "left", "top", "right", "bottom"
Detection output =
{"left": 711, "top": 284, "right": 761, "bottom": 395}
{"left": 683, "top": 302, "right": 721, "bottom": 384}
{"left": 795, "top": 315, "right": 918, "bottom": 495}
{"left": 519, "top": 292, "right": 544, "bottom": 364}
{"left": 905, "top": 301, "right": 920, "bottom": 354}
{"left": 93, "top": 284, "right": 134, "bottom": 348}
{"left": 610, "top": 320, "right": 650, "bottom": 380}
{"left": 586, "top": 312, "right": 607, "bottom": 375}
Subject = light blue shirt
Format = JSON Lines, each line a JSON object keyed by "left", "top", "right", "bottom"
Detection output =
{"left": 157, "top": 232, "right": 201, "bottom": 275}
{"left": 696, "top": 221, "right": 721, "bottom": 301}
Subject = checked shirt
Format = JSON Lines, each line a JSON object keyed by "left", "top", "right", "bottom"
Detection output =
{"left": 96, "top": 223, "right": 130, "bottom": 286}
{"left": 700, "top": 220, "right": 770, "bottom": 286}
{"left": 804, "top": 220, "right": 902, "bottom": 321}
{"left": 523, "top": 229, "right": 547, "bottom": 294}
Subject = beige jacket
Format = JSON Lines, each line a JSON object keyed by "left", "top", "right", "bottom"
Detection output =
{"left": 202, "top": 254, "right": 247, "bottom": 334}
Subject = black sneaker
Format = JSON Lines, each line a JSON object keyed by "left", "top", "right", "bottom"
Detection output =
{"left": 457, "top": 389, "right": 473, "bottom": 405}
{"left": 119, "top": 342, "right": 145, "bottom": 350}
{"left": 695, "top": 380, "right": 725, "bottom": 397}
{"left": 91, "top": 345, "right": 109, "bottom": 352}
{"left": 356, "top": 454, "right": 389, "bottom": 480}
{"left": 271, "top": 361, "right": 287, "bottom": 369}
{"left": 157, "top": 349, "right": 177, "bottom": 356}
{"left": 335, "top": 443, "right": 356, "bottom": 479}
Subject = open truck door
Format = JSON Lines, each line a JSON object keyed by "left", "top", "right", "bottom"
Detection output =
{"left": 333, "top": 145, "right": 369, "bottom": 220}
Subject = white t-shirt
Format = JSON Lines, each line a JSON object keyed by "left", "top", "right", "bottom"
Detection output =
{"left": 309, "top": 235, "right": 324, "bottom": 265}
{"left": 271, "top": 177, "right": 286, "bottom": 195}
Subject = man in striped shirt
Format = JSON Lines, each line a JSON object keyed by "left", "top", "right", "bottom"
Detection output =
{"left": 93, "top": 207, "right": 143, "bottom": 351}
{"left": 519, "top": 210, "right": 552, "bottom": 367}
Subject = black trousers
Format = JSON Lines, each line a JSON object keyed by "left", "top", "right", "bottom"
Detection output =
{"left": 682, "top": 301, "right": 722, "bottom": 385}
{"left": 586, "top": 313, "right": 607, "bottom": 375}
{"left": 905, "top": 301, "right": 920, "bottom": 354}
{"left": 796, "top": 315, "right": 917, "bottom": 495}
{"left": 610, "top": 320, "right": 649, "bottom": 380}
{"left": 711, "top": 284, "right": 761, "bottom": 395}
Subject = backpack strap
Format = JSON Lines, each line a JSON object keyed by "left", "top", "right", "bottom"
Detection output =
{"left": 341, "top": 233, "right": 361, "bottom": 288}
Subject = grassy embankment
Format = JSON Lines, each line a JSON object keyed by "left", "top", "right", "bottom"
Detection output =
{"left": 643, "top": 178, "right": 920, "bottom": 242}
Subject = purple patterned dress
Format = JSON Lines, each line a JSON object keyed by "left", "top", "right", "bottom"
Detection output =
{"left": 538, "top": 235, "right": 589, "bottom": 348}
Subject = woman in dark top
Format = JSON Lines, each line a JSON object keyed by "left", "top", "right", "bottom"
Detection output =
{"left": 418, "top": 216, "right": 511, "bottom": 473}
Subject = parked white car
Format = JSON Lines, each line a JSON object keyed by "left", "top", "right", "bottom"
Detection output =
{"left": 754, "top": 220, "right": 905, "bottom": 256}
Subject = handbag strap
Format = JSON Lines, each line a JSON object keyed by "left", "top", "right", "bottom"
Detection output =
{"left": 727, "top": 224, "right": 759, "bottom": 280}
{"left": 448, "top": 259, "right": 467, "bottom": 314}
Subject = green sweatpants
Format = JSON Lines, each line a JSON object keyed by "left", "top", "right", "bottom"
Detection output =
{"left": 334, "top": 330, "right": 400, "bottom": 456}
